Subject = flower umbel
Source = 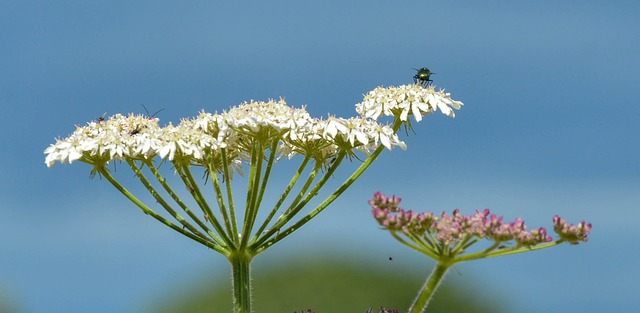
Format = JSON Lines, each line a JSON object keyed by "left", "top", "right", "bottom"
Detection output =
{"left": 369, "top": 192, "right": 592, "bottom": 313}
{"left": 369, "top": 192, "right": 590, "bottom": 262}
{"left": 356, "top": 84, "right": 463, "bottom": 122}
{"left": 45, "top": 100, "right": 409, "bottom": 170}
{"left": 45, "top": 85, "right": 464, "bottom": 313}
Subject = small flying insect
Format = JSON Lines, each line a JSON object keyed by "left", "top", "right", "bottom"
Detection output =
{"left": 413, "top": 67, "right": 434, "bottom": 87}
{"left": 94, "top": 112, "right": 107, "bottom": 123}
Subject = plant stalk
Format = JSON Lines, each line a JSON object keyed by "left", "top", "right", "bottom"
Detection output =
{"left": 408, "top": 262, "right": 450, "bottom": 313}
{"left": 229, "top": 250, "right": 254, "bottom": 313}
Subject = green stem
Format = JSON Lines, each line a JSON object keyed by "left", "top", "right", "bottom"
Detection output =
{"left": 241, "top": 141, "right": 264, "bottom": 248}
{"left": 126, "top": 160, "right": 208, "bottom": 241}
{"left": 408, "top": 262, "right": 451, "bottom": 313}
{"left": 390, "top": 231, "right": 439, "bottom": 260}
{"left": 209, "top": 162, "right": 234, "bottom": 241}
{"left": 252, "top": 156, "right": 311, "bottom": 242}
{"left": 229, "top": 250, "right": 254, "bottom": 313}
{"left": 453, "top": 240, "right": 565, "bottom": 263}
{"left": 96, "top": 166, "right": 226, "bottom": 254}
{"left": 178, "top": 164, "right": 235, "bottom": 248}
{"left": 145, "top": 160, "right": 217, "bottom": 240}
{"left": 252, "top": 118, "right": 401, "bottom": 253}
{"left": 250, "top": 156, "right": 338, "bottom": 252}
{"left": 277, "top": 159, "right": 324, "bottom": 219}
{"left": 220, "top": 149, "right": 240, "bottom": 240}
{"left": 254, "top": 140, "right": 279, "bottom": 218}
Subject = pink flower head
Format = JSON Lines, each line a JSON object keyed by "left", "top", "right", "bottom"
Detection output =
{"left": 369, "top": 192, "right": 591, "bottom": 262}
{"left": 370, "top": 192, "right": 436, "bottom": 235}
{"left": 369, "top": 191, "right": 402, "bottom": 212}
{"left": 553, "top": 215, "right": 592, "bottom": 244}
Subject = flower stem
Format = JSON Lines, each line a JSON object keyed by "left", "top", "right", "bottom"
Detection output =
{"left": 253, "top": 120, "right": 403, "bottom": 253}
{"left": 241, "top": 141, "right": 264, "bottom": 249}
{"left": 252, "top": 156, "right": 311, "bottom": 241}
{"left": 453, "top": 240, "right": 564, "bottom": 263}
{"left": 408, "top": 262, "right": 450, "bottom": 313}
{"left": 229, "top": 250, "right": 254, "bottom": 313}
{"left": 177, "top": 164, "right": 235, "bottom": 248}
{"left": 219, "top": 149, "right": 240, "bottom": 238}
{"left": 126, "top": 160, "right": 208, "bottom": 241}
{"left": 145, "top": 160, "right": 217, "bottom": 240}
{"left": 96, "top": 166, "right": 227, "bottom": 254}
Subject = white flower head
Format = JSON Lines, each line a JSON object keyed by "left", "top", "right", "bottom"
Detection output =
{"left": 44, "top": 114, "right": 162, "bottom": 168}
{"left": 356, "top": 84, "right": 463, "bottom": 122}
{"left": 45, "top": 94, "right": 424, "bottom": 174}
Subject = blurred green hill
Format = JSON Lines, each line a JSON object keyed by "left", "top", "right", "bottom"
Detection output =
{"left": 144, "top": 257, "right": 504, "bottom": 313}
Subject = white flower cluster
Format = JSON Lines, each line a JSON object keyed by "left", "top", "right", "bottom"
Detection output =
{"left": 44, "top": 114, "right": 165, "bottom": 168}
{"left": 356, "top": 84, "right": 463, "bottom": 122}
{"left": 45, "top": 85, "right": 463, "bottom": 170}
{"left": 44, "top": 99, "right": 407, "bottom": 169}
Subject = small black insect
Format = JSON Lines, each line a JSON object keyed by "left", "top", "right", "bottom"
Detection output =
{"left": 129, "top": 126, "right": 145, "bottom": 135}
{"left": 413, "top": 67, "right": 434, "bottom": 87}
{"left": 129, "top": 105, "right": 163, "bottom": 135}
{"left": 95, "top": 112, "right": 107, "bottom": 123}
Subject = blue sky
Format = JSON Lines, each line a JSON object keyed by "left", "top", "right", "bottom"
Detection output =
{"left": 1, "top": 1, "right": 639, "bottom": 312}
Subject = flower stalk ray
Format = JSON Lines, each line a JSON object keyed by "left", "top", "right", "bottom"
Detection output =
{"left": 128, "top": 159, "right": 211, "bottom": 242}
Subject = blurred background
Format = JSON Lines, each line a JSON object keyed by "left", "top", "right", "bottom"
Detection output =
{"left": 1, "top": 0, "right": 638, "bottom": 312}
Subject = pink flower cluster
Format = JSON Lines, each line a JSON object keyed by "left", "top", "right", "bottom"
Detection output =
{"left": 369, "top": 192, "right": 591, "bottom": 247}
{"left": 553, "top": 215, "right": 592, "bottom": 245}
